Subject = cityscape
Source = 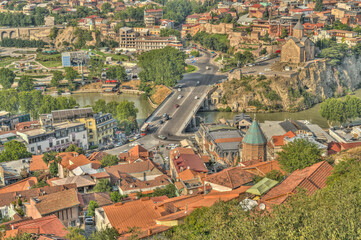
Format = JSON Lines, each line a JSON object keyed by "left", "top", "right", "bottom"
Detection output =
{"left": 0, "top": 0, "right": 360, "bottom": 239}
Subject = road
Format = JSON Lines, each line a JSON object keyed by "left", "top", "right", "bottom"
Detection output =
{"left": 106, "top": 51, "right": 225, "bottom": 155}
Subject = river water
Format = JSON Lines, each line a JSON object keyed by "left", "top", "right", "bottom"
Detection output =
{"left": 69, "top": 89, "right": 361, "bottom": 129}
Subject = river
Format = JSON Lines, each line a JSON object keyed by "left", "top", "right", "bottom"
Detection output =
{"left": 68, "top": 89, "right": 361, "bottom": 129}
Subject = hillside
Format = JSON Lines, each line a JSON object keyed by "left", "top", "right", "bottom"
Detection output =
{"left": 166, "top": 147, "right": 361, "bottom": 239}
{"left": 220, "top": 56, "right": 361, "bottom": 112}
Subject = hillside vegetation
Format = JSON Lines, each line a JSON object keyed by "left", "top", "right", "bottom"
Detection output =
{"left": 166, "top": 148, "right": 361, "bottom": 240}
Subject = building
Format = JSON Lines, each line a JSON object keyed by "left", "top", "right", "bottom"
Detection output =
{"left": 0, "top": 159, "right": 31, "bottom": 187}
{"left": 58, "top": 153, "right": 101, "bottom": 178}
{"left": 118, "top": 144, "right": 153, "bottom": 163}
{"left": 261, "top": 161, "right": 333, "bottom": 206}
{"left": 242, "top": 121, "right": 267, "bottom": 162}
{"left": 0, "top": 111, "right": 30, "bottom": 131}
{"left": 61, "top": 51, "right": 90, "bottom": 67}
{"left": 26, "top": 188, "right": 81, "bottom": 227}
{"left": 135, "top": 36, "right": 181, "bottom": 51}
{"left": 119, "top": 27, "right": 140, "bottom": 51}
{"left": 204, "top": 166, "right": 254, "bottom": 192}
{"left": 144, "top": 9, "right": 163, "bottom": 26}
{"left": 196, "top": 124, "right": 243, "bottom": 166}
{"left": 2, "top": 215, "right": 69, "bottom": 239}
{"left": 49, "top": 108, "right": 117, "bottom": 147}
{"left": 280, "top": 20, "right": 315, "bottom": 63}
{"left": 50, "top": 175, "right": 96, "bottom": 193}
{"left": 17, "top": 122, "right": 88, "bottom": 154}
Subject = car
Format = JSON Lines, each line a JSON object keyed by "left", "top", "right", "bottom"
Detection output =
{"left": 174, "top": 104, "right": 179, "bottom": 108}
{"left": 195, "top": 96, "right": 199, "bottom": 99}
{"left": 196, "top": 81, "right": 200, "bottom": 85}
{"left": 178, "top": 88, "right": 182, "bottom": 92}
{"left": 158, "top": 120, "right": 164, "bottom": 124}
{"left": 177, "top": 95, "right": 183, "bottom": 100}
{"left": 158, "top": 135, "right": 167, "bottom": 140}
{"left": 115, "top": 142, "right": 123, "bottom": 147}
{"left": 85, "top": 217, "right": 94, "bottom": 225}
{"left": 206, "top": 66, "right": 210, "bottom": 70}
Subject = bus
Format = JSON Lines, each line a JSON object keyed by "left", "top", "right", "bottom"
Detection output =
{"left": 140, "top": 123, "right": 150, "bottom": 136}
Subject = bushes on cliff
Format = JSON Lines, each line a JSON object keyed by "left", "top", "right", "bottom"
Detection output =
{"left": 0, "top": 38, "right": 46, "bottom": 48}
{"left": 193, "top": 31, "right": 229, "bottom": 52}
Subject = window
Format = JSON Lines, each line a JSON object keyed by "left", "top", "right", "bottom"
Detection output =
{"left": 37, "top": 146, "right": 41, "bottom": 150}
{"left": 31, "top": 147, "right": 34, "bottom": 152}
{"left": 61, "top": 140, "right": 64, "bottom": 144}
{"left": 56, "top": 141, "right": 59, "bottom": 145}
{"left": 49, "top": 142, "right": 53, "bottom": 148}
{"left": 89, "top": 121, "right": 92, "bottom": 126}
{"left": 66, "top": 139, "right": 69, "bottom": 143}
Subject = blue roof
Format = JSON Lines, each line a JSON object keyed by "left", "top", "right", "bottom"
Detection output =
{"left": 242, "top": 121, "right": 267, "bottom": 145}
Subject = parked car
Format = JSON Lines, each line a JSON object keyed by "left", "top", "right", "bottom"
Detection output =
{"left": 115, "top": 142, "right": 123, "bottom": 147}
{"left": 158, "top": 135, "right": 167, "bottom": 140}
{"left": 158, "top": 120, "right": 164, "bottom": 124}
{"left": 178, "top": 88, "right": 182, "bottom": 92}
{"left": 174, "top": 104, "right": 179, "bottom": 108}
{"left": 85, "top": 217, "right": 94, "bottom": 225}
{"left": 195, "top": 96, "right": 199, "bottom": 99}
{"left": 196, "top": 81, "right": 200, "bottom": 85}
{"left": 177, "top": 95, "right": 183, "bottom": 100}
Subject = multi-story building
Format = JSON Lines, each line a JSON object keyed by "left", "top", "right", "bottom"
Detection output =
{"left": 144, "top": 9, "right": 163, "bottom": 26}
{"left": 17, "top": 122, "right": 88, "bottom": 154}
{"left": 61, "top": 51, "right": 90, "bottom": 67}
{"left": 135, "top": 36, "right": 182, "bottom": 51}
{"left": 119, "top": 27, "right": 140, "bottom": 51}
{"left": 47, "top": 108, "right": 117, "bottom": 147}
{"left": 0, "top": 111, "right": 30, "bottom": 131}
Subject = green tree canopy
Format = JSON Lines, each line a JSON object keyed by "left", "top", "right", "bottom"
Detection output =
{"left": 314, "top": 0, "right": 323, "bottom": 11}
{"left": 89, "top": 226, "right": 120, "bottom": 240}
{"left": 0, "top": 140, "right": 32, "bottom": 162}
{"left": 320, "top": 96, "right": 361, "bottom": 125}
{"left": 138, "top": 46, "right": 186, "bottom": 87}
{"left": 160, "top": 28, "right": 181, "bottom": 39}
{"left": 110, "top": 191, "right": 127, "bottom": 203}
{"left": 65, "top": 144, "right": 85, "bottom": 154}
{"left": 278, "top": 139, "right": 322, "bottom": 173}
{"left": 17, "top": 75, "right": 34, "bottom": 92}
{"left": 100, "top": 154, "right": 118, "bottom": 167}
{"left": 65, "top": 67, "right": 78, "bottom": 82}
{"left": 106, "top": 65, "right": 126, "bottom": 81}
{"left": 0, "top": 68, "right": 15, "bottom": 89}
{"left": 66, "top": 227, "right": 86, "bottom": 240}
{"left": 93, "top": 179, "right": 112, "bottom": 193}
{"left": 51, "top": 70, "right": 63, "bottom": 87}
{"left": 87, "top": 200, "right": 99, "bottom": 217}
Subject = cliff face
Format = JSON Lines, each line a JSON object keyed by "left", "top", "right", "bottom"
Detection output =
{"left": 222, "top": 57, "right": 361, "bottom": 112}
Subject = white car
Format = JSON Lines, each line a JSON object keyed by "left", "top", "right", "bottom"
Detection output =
{"left": 178, "top": 88, "right": 182, "bottom": 92}
{"left": 195, "top": 96, "right": 199, "bottom": 99}
{"left": 177, "top": 95, "right": 183, "bottom": 100}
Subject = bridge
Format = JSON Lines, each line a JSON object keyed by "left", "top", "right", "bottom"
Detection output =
{"left": 0, "top": 26, "right": 61, "bottom": 40}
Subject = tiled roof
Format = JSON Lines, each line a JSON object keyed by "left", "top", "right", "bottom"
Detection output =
{"left": 30, "top": 155, "right": 49, "bottom": 172}
{"left": 88, "top": 151, "right": 107, "bottom": 162}
{"left": 61, "top": 154, "right": 92, "bottom": 171}
{"left": 261, "top": 161, "right": 333, "bottom": 205}
{"left": 242, "top": 121, "right": 267, "bottom": 145}
{"left": 204, "top": 167, "right": 254, "bottom": 189}
{"left": 178, "top": 169, "right": 197, "bottom": 181}
{"left": 119, "top": 174, "right": 170, "bottom": 191}
{"left": 0, "top": 177, "right": 38, "bottom": 194}
{"left": 150, "top": 195, "right": 169, "bottom": 203}
{"left": 81, "top": 192, "right": 112, "bottom": 208}
{"left": 90, "top": 171, "right": 110, "bottom": 179}
{"left": 173, "top": 154, "right": 208, "bottom": 174}
{"left": 103, "top": 200, "right": 164, "bottom": 234}
{"left": 34, "top": 188, "right": 81, "bottom": 215}
{"left": 7, "top": 215, "right": 68, "bottom": 238}
{"left": 242, "top": 160, "right": 284, "bottom": 176}
{"left": 119, "top": 145, "right": 153, "bottom": 163}
{"left": 51, "top": 175, "right": 96, "bottom": 188}
{"left": 328, "top": 141, "right": 361, "bottom": 155}
{"left": 0, "top": 184, "right": 77, "bottom": 207}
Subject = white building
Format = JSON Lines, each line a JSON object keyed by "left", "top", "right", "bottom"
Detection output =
{"left": 17, "top": 122, "right": 88, "bottom": 154}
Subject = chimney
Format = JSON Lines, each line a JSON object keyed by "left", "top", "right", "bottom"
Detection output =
{"left": 148, "top": 229, "right": 152, "bottom": 235}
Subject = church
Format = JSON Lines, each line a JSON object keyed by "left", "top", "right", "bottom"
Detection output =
{"left": 280, "top": 20, "right": 315, "bottom": 63}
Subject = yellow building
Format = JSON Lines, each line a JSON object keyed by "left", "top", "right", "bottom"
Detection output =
{"left": 78, "top": 113, "right": 117, "bottom": 146}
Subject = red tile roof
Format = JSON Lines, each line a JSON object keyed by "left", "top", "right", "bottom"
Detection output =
{"left": 204, "top": 167, "right": 254, "bottom": 189}
{"left": 6, "top": 215, "right": 68, "bottom": 238}
{"left": 242, "top": 160, "right": 284, "bottom": 176}
{"left": 0, "top": 177, "right": 38, "bottom": 194}
{"left": 119, "top": 145, "right": 153, "bottom": 163}
{"left": 173, "top": 154, "right": 208, "bottom": 174}
{"left": 327, "top": 141, "right": 361, "bottom": 155}
{"left": 30, "top": 155, "right": 49, "bottom": 172}
{"left": 250, "top": 4, "right": 262, "bottom": 8}
{"left": 262, "top": 161, "right": 333, "bottom": 205}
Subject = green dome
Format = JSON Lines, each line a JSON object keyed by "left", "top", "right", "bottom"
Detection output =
{"left": 242, "top": 121, "right": 267, "bottom": 145}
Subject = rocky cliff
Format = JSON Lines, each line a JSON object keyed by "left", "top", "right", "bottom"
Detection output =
{"left": 220, "top": 56, "right": 361, "bottom": 112}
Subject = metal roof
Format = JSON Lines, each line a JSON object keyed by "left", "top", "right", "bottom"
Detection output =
{"left": 246, "top": 177, "right": 278, "bottom": 196}
{"left": 242, "top": 121, "right": 267, "bottom": 145}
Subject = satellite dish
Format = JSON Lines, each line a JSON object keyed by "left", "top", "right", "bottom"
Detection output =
{"left": 259, "top": 203, "right": 266, "bottom": 210}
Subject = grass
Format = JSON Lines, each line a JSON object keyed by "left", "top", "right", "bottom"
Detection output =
{"left": 36, "top": 53, "right": 62, "bottom": 68}
{"left": 0, "top": 56, "right": 20, "bottom": 67}
{"left": 13, "top": 50, "right": 36, "bottom": 54}
{"left": 185, "top": 64, "right": 198, "bottom": 73}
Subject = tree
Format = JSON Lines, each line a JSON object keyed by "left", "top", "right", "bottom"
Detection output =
{"left": 101, "top": 2, "right": 112, "bottom": 13}
{"left": 110, "top": 191, "right": 127, "bottom": 203}
{"left": 100, "top": 154, "right": 118, "bottom": 167}
{"left": 190, "top": 50, "right": 200, "bottom": 57}
{"left": 280, "top": 28, "right": 288, "bottom": 39}
{"left": 160, "top": 28, "right": 181, "bottom": 39}
{"left": 0, "top": 140, "right": 32, "bottom": 162}
{"left": 278, "top": 139, "right": 322, "bottom": 173}
{"left": 314, "top": 0, "right": 323, "bottom": 11}
{"left": 65, "top": 144, "right": 85, "bottom": 154}
{"left": 89, "top": 227, "right": 120, "bottom": 240}
{"left": 17, "top": 75, "right": 34, "bottom": 92}
{"left": 138, "top": 46, "right": 186, "bottom": 87}
{"left": 0, "top": 68, "right": 15, "bottom": 89}
{"left": 51, "top": 70, "right": 63, "bottom": 87}
{"left": 42, "top": 152, "right": 61, "bottom": 165}
{"left": 89, "top": 57, "right": 105, "bottom": 79}
{"left": 93, "top": 179, "right": 112, "bottom": 193}
{"left": 106, "top": 65, "right": 126, "bottom": 81}
{"left": 49, "top": 162, "right": 59, "bottom": 176}
{"left": 49, "top": 26, "right": 59, "bottom": 40}
{"left": 64, "top": 67, "right": 78, "bottom": 82}
{"left": 87, "top": 200, "right": 99, "bottom": 217}
{"left": 320, "top": 96, "right": 361, "bottom": 125}
{"left": 261, "top": 32, "right": 272, "bottom": 43}
{"left": 66, "top": 227, "right": 86, "bottom": 240}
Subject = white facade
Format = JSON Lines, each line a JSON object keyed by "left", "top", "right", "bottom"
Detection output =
{"left": 17, "top": 122, "right": 88, "bottom": 154}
